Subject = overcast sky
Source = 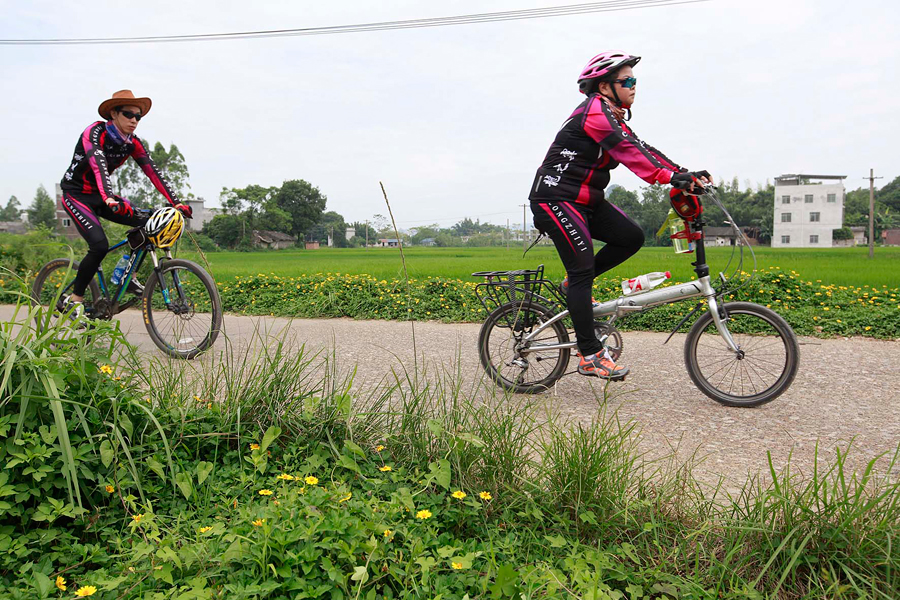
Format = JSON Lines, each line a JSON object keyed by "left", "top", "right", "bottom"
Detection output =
{"left": 2, "top": 0, "right": 898, "bottom": 228}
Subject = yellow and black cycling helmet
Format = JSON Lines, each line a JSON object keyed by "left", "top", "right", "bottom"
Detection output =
{"left": 145, "top": 206, "right": 184, "bottom": 248}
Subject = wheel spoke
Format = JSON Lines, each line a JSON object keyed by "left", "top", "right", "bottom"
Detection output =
{"left": 147, "top": 265, "right": 216, "bottom": 356}
{"left": 688, "top": 306, "right": 797, "bottom": 404}
{"left": 483, "top": 303, "right": 568, "bottom": 392}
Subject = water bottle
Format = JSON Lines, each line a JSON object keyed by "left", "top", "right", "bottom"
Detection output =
{"left": 110, "top": 254, "right": 130, "bottom": 286}
{"left": 621, "top": 271, "right": 670, "bottom": 295}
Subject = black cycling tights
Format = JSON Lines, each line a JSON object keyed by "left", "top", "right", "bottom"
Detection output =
{"left": 532, "top": 200, "right": 644, "bottom": 357}
{"left": 61, "top": 192, "right": 148, "bottom": 296}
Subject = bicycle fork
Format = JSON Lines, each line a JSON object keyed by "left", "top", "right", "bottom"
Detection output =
{"left": 706, "top": 294, "right": 740, "bottom": 353}
{"left": 150, "top": 251, "right": 189, "bottom": 313}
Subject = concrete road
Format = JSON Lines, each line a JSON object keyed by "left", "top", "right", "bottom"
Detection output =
{"left": 4, "top": 304, "right": 899, "bottom": 491}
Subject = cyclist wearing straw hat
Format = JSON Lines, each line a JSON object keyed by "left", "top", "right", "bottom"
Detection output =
{"left": 59, "top": 90, "right": 193, "bottom": 315}
{"left": 528, "top": 52, "right": 711, "bottom": 380}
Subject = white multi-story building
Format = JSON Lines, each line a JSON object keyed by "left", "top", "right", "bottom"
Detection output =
{"left": 772, "top": 174, "right": 845, "bottom": 248}
{"left": 183, "top": 197, "right": 219, "bottom": 232}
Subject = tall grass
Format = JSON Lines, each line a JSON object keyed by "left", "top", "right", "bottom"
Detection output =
{"left": 1, "top": 264, "right": 174, "bottom": 511}
{"left": 127, "top": 327, "right": 900, "bottom": 598}
{"left": 8, "top": 290, "right": 896, "bottom": 597}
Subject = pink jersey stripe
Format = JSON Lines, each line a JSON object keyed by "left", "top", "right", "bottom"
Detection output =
{"left": 63, "top": 193, "right": 100, "bottom": 227}
{"left": 560, "top": 202, "right": 588, "bottom": 228}
{"left": 539, "top": 204, "right": 578, "bottom": 254}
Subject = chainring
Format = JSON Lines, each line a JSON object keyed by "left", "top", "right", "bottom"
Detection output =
{"left": 594, "top": 322, "right": 624, "bottom": 361}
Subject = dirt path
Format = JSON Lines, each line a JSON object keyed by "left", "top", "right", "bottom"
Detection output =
{"left": 4, "top": 304, "right": 899, "bottom": 490}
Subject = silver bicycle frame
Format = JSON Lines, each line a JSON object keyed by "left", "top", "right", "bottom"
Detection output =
{"left": 520, "top": 275, "right": 740, "bottom": 354}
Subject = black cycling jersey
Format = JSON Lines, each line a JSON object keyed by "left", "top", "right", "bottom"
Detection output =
{"left": 61, "top": 121, "right": 178, "bottom": 205}
{"left": 528, "top": 94, "right": 682, "bottom": 206}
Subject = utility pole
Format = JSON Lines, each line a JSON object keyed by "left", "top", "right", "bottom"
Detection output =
{"left": 520, "top": 203, "right": 527, "bottom": 252}
{"left": 865, "top": 169, "right": 883, "bottom": 259}
{"left": 365, "top": 220, "right": 369, "bottom": 249}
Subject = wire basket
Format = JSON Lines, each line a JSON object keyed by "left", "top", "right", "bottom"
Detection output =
{"left": 471, "top": 264, "right": 562, "bottom": 316}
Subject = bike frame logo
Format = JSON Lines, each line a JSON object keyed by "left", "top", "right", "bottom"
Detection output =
{"left": 120, "top": 254, "right": 136, "bottom": 284}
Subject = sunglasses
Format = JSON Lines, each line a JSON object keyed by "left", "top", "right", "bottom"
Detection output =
{"left": 118, "top": 109, "right": 143, "bottom": 121}
{"left": 614, "top": 77, "right": 637, "bottom": 89}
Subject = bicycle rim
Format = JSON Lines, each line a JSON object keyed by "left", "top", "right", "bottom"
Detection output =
{"left": 145, "top": 264, "right": 217, "bottom": 357}
{"left": 32, "top": 259, "right": 100, "bottom": 316}
{"left": 685, "top": 302, "right": 799, "bottom": 407}
{"left": 479, "top": 302, "right": 570, "bottom": 393}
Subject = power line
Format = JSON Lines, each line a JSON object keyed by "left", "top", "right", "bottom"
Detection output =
{"left": 1, "top": 0, "right": 708, "bottom": 46}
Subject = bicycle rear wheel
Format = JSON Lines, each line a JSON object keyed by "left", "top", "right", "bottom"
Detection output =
{"left": 31, "top": 258, "right": 101, "bottom": 320}
{"left": 478, "top": 301, "right": 571, "bottom": 394}
{"left": 684, "top": 302, "right": 799, "bottom": 407}
{"left": 142, "top": 259, "right": 222, "bottom": 359}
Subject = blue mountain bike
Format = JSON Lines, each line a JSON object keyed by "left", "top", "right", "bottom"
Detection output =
{"left": 31, "top": 208, "right": 222, "bottom": 359}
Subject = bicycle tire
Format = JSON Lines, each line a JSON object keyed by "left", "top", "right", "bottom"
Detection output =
{"left": 31, "top": 258, "right": 101, "bottom": 324}
{"left": 478, "top": 301, "right": 570, "bottom": 394}
{"left": 684, "top": 301, "right": 799, "bottom": 407}
{"left": 142, "top": 259, "right": 222, "bottom": 359}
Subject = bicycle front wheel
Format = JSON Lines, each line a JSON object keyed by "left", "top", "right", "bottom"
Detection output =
{"left": 684, "top": 301, "right": 799, "bottom": 407}
{"left": 478, "top": 301, "right": 571, "bottom": 394}
{"left": 142, "top": 259, "right": 222, "bottom": 359}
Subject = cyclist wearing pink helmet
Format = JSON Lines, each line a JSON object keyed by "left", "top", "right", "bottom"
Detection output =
{"left": 528, "top": 51, "right": 711, "bottom": 380}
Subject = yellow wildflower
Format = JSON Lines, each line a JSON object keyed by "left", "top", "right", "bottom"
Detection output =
{"left": 75, "top": 585, "right": 97, "bottom": 596}
{"left": 305, "top": 476, "right": 319, "bottom": 485}
{"left": 252, "top": 519, "right": 266, "bottom": 527}
{"left": 383, "top": 529, "right": 392, "bottom": 538}
{"left": 339, "top": 492, "right": 352, "bottom": 503}
{"left": 258, "top": 489, "right": 274, "bottom": 496}
{"left": 250, "top": 443, "right": 260, "bottom": 450}
{"left": 55, "top": 576, "right": 66, "bottom": 591}
{"left": 277, "top": 474, "right": 295, "bottom": 481}
{"left": 105, "top": 485, "right": 115, "bottom": 493}
{"left": 99, "top": 365, "right": 113, "bottom": 375}
{"left": 452, "top": 562, "right": 463, "bottom": 570}
{"left": 451, "top": 490, "right": 467, "bottom": 499}
{"left": 379, "top": 466, "right": 392, "bottom": 472}
{"left": 198, "top": 526, "right": 213, "bottom": 533}
{"left": 132, "top": 513, "right": 144, "bottom": 523}
{"left": 479, "top": 491, "right": 492, "bottom": 501}
{"left": 375, "top": 445, "right": 385, "bottom": 452}
{"left": 416, "top": 509, "right": 432, "bottom": 520}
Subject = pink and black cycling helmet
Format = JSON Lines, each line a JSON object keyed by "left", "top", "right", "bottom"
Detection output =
{"left": 577, "top": 51, "right": 641, "bottom": 94}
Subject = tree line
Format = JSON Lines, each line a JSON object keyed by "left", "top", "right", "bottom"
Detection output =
{"left": 5, "top": 137, "right": 899, "bottom": 248}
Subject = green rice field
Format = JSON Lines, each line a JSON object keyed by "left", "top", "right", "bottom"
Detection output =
{"left": 178, "top": 245, "right": 900, "bottom": 288}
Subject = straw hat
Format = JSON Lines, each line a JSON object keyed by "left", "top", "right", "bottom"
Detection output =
{"left": 98, "top": 90, "right": 152, "bottom": 120}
